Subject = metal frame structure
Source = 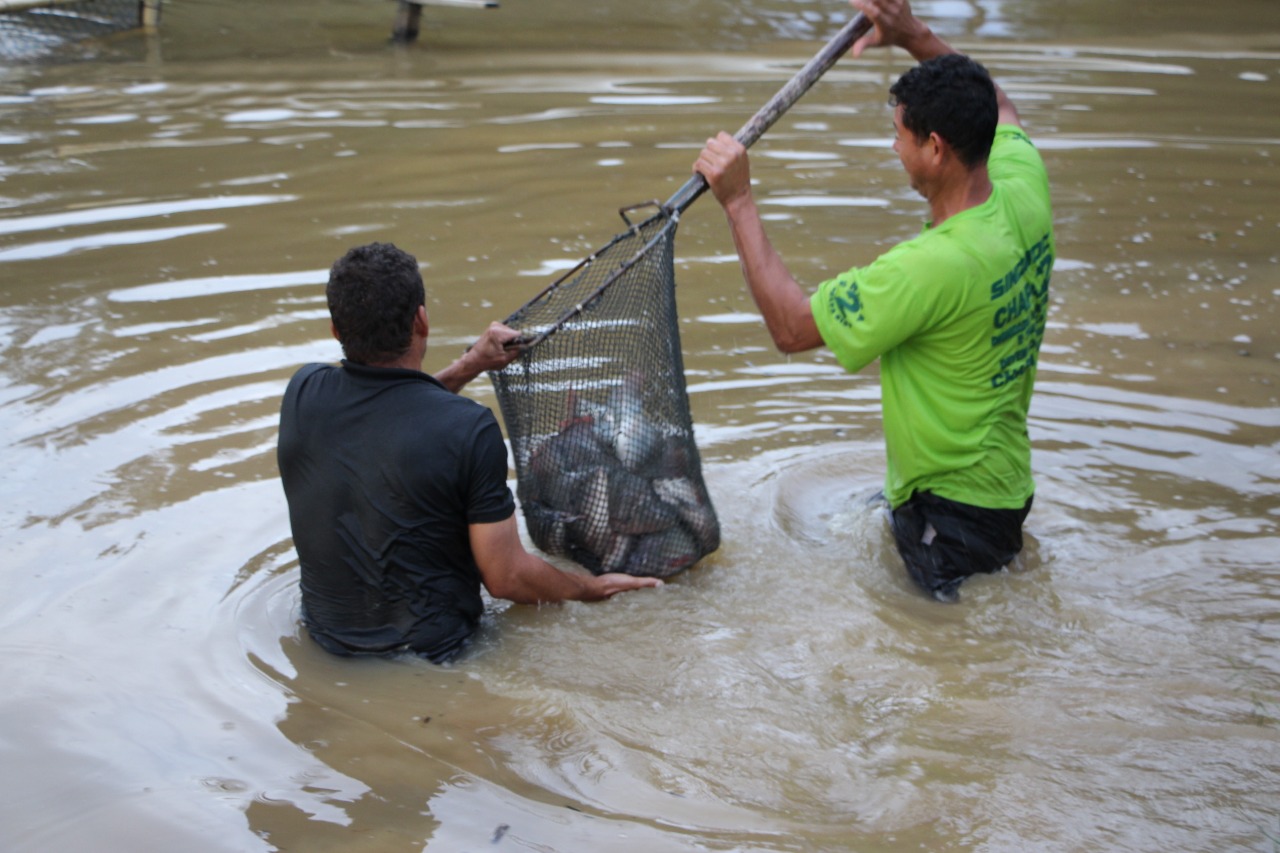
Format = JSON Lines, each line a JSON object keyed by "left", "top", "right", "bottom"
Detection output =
{"left": 392, "top": 0, "right": 497, "bottom": 43}
{"left": 0, "top": 0, "right": 160, "bottom": 27}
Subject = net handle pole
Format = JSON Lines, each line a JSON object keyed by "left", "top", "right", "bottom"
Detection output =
{"left": 664, "top": 11, "right": 873, "bottom": 215}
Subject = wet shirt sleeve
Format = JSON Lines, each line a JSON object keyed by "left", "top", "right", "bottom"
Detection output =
{"left": 463, "top": 412, "right": 517, "bottom": 525}
{"left": 988, "top": 124, "right": 1050, "bottom": 196}
{"left": 810, "top": 240, "right": 938, "bottom": 374}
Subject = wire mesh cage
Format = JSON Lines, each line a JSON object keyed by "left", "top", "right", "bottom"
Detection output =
{"left": 489, "top": 204, "right": 720, "bottom": 579}
{"left": 0, "top": 0, "right": 158, "bottom": 60}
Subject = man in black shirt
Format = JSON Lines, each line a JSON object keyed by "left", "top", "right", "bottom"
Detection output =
{"left": 278, "top": 242, "right": 661, "bottom": 662}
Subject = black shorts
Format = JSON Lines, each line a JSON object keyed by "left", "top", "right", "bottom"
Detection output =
{"left": 889, "top": 491, "right": 1032, "bottom": 602}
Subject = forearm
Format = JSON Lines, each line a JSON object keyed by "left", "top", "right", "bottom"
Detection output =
{"left": 432, "top": 350, "right": 484, "bottom": 394}
{"left": 473, "top": 517, "right": 649, "bottom": 604}
{"left": 473, "top": 514, "right": 606, "bottom": 601}
{"left": 896, "top": 21, "right": 954, "bottom": 63}
{"left": 722, "top": 194, "right": 822, "bottom": 353}
{"left": 895, "top": 17, "right": 1022, "bottom": 126}
{"left": 488, "top": 553, "right": 599, "bottom": 604}
{"left": 434, "top": 321, "right": 524, "bottom": 393}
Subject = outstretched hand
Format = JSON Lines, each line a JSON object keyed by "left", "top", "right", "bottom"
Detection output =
{"left": 592, "top": 572, "right": 664, "bottom": 597}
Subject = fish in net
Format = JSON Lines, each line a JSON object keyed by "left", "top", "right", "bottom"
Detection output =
{"left": 490, "top": 204, "right": 719, "bottom": 578}
{"left": 488, "top": 12, "right": 872, "bottom": 578}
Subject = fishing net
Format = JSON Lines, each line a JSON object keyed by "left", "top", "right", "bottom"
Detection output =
{"left": 0, "top": 0, "right": 158, "bottom": 61}
{"left": 489, "top": 203, "right": 720, "bottom": 579}
{"left": 485, "top": 12, "right": 873, "bottom": 578}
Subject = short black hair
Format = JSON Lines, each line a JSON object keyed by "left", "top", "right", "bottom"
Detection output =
{"left": 889, "top": 53, "right": 998, "bottom": 168}
{"left": 326, "top": 242, "right": 425, "bottom": 365}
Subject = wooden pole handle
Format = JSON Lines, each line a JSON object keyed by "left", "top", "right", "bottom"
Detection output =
{"left": 666, "top": 12, "right": 873, "bottom": 214}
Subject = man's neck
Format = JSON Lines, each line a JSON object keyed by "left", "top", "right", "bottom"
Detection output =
{"left": 363, "top": 342, "right": 426, "bottom": 373}
{"left": 927, "top": 164, "right": 992, "bottom": 227}
{"left": 380, "top": 353, "right": 425, "bottom": 372}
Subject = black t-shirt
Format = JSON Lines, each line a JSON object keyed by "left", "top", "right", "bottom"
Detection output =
{"left": 277, "top": 361, "right": 515, "bottom": 661}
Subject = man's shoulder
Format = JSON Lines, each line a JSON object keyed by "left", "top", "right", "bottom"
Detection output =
{"left": 993, "top": 124, "right": 1035, "bottom": 148}
{"left": 989, "top": 124, "right": 1050, "bottom": 186}
{"left": 282, "top": 362, "right": 334, "bottom": 405}
{"left": 427, "top": 387, "right": 498, "bottom": 427}
{"left": 871, "top": 230, "right": 958, "bottom": 282}
{"left": 288, "top": 361, "right": 335, "bottom": 378}
{"left": 391, "top": 377, "right": 501, "bottom": 438}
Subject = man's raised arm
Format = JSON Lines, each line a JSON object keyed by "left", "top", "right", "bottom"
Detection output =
{"left": 850, "top": 0, "right": 1022, "bottom": 127}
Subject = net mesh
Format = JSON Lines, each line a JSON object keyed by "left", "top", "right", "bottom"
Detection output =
{"left": 0, "top": 0, "right": 153, "bottom": 60}
{"left": 489, "top": 207, "right": 720, "bottom": 578}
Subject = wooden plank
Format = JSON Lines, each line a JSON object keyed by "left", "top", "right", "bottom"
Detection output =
{"left": 404, "top": 0, "right": 499, "bottom": 9}
{"left": 0, "top": 0, "right": 164, "bottom": 16}
{"left": 0, "top": 0, "right": 92, "bottom": 12}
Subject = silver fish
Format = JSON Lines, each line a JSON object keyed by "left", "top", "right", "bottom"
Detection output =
{"left": 653, "top": 476, "right": 721, "bottom": 554}
{"left": 524, "top": 412, "right": 616, "bottom": 556}
{"left": 568, "top": 466, "right": 632, "bottom": 573}
{"left": 626, "top": 525, "right": 701, "bottom": 578}
{"left": 526, "top": 385, "right": 716, "bottom": 575}
{"left": 607, "top": 466, "right": 680, "bottom": 535}
{"left": 649, "top": 434, "right": 691, "bottom": 480}
{"left": 526, "top": 416, "right": 613, "bottom": 508}
{"left": 530, "top": 417, "right": 611, "bottom": 478}
{"left": 599, "top": 373, "right": 664, "bottom": 474}
{"left": 522, "top": 501, "right": 580, "bottom": 556}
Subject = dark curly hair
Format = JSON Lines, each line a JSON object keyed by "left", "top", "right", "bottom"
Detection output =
{"left": 889, "top": 53, "right": 998, "bottom": 169}
{"left": 326, "top": 242, "right": 426, "bottom": 365}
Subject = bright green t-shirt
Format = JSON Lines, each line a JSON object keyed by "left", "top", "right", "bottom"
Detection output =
{"left": 811, "top": 125, "right": 1054, "bottom": 509}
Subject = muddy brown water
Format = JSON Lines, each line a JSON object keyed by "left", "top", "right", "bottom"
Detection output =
{"left": 1, "top": 1, "right": 1277, "bottom": 850}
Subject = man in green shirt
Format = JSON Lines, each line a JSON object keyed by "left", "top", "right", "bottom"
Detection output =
{"left": 693, "top": 0, "right": 1053, "bottom": 601}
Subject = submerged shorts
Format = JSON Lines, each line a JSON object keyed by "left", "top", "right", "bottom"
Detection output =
{"left": 889, "top": 491, "right": 1033, "bottom": 603}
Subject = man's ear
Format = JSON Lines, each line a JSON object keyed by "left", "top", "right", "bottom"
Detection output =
{"left": 928, "top": 131, "right": 947, "bottom": 166}
{"left": 330, "top": 321, "right": 341, "bottom": 341}
{"left": 414, "top": 305, "right": 430, "bottom": 338}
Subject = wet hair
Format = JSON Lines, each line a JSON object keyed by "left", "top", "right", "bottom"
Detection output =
{"left": 326, "top": 242, "right": 426, "bottom": 365}
{"left": 889, "top": 53, "right": 998, "bottom": 168}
